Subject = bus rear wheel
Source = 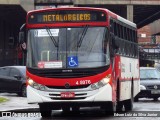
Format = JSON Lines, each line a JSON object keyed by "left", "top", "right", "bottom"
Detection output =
{"left": 134, "top": 96, "right": 139, "bottom": 102}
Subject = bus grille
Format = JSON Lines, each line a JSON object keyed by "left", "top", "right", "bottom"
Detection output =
{"left": 49, "top": 93, "right": 87, "bottom": 100}
{"left": 50, "top": 97, "right": 86, "bottom": 100}
{"left": 147, "top": 85, "right": 160, "bottom": 90}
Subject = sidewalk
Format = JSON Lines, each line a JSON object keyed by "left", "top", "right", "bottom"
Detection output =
{"left": 0, "top": 93, "right": 38, "bottom": 112}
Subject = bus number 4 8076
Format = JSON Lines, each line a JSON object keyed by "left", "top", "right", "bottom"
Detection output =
{"left": 76, "top": 80, "right": 91, "bottom": 85}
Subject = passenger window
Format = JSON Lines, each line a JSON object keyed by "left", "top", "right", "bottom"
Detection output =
{"left": 110, "top": 20, "right": 114, "bottom": 33}
{"left": 0, "top": 68, "right": 10, "bottom": 76}
{"left": 114, "top": 22, "right": 117, "bottom": 36}
{"left": 10, "top": 68, "right": 20, "bottom": 77}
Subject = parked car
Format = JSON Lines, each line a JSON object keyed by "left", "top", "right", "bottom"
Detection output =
{"left": 0, "top": 66, "right": 26, "bottom": 97}
{"left": 135, "top": 67, "right": 160, "bottom": 101}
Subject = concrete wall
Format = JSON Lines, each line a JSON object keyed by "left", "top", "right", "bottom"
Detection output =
{"left": 150, "top": 19, "right": 160, "bottom": 35}
{"left": 138, "top": 26, "right": 152, "bottom": 44}
{"left": 34, "top": 0, "right": 160, "bottom": 5}
{"left": 0, "top": 20, "right": 19, "bottom": 66}
{"left": 0, "top": 0, "right": 20, "bottom": 4}
{"left": 20, "top": 0, "right": 34, "bottom": 12}
{"left": 0, "top": 0, "right": 26, "bottom": 66}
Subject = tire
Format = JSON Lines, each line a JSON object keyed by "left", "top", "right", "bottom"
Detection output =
{"left": 116, "top": 101, "right": 123, "bottom": 112}
{"left": 17, "top": 85, "right": 26, "bottom": 97}
{"left": 134, "top": 96, "right": 139, "bottom": 102}
{"left": 62, "top": 106, "right": 70, "bottom": 114}
{"left": 103, "top": 102, "right": 116, "bottom": 115}
{"left": 125, "top": 97, "right": 133, "bottom": 111}
{"left": 72, "top": 106, "right": 80, "bottom": 113}
{"left": 39, "top": 104, "right": 52, "bottom": 118}
{"left": 21, "top": 85, "right": 26, "bottom": 97}
{"left": 153, "top": 97, "right": 158, "bottom": 101}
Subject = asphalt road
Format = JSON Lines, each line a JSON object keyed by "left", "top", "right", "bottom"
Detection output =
{"left": 0, "top": 93, "right": 38, "bottom": 111}
{"left": 1, "top": 93, "right": 160, "bottom": 120}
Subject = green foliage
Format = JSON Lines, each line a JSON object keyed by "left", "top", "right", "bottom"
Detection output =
{"left": 0, "top": 97, "right": 8, "bottom": 103}
{"left": 151, "top": 35, "right": 156, "bottom": 44}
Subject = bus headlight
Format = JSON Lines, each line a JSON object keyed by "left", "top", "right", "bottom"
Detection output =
{"left": 91, "top": 74, "right": 111, "bottom": 90}
{"left": 39, "top": 85, "right": 46, "bottom": 91}
{"left": 27, "top": 78, "right": 46, "bottom": 91}
{"left": 91, "top": 84, "right": 97, "bottom": 90}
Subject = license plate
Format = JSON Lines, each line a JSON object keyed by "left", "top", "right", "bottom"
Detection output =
{"left": 151, "top": 90, "right": 160, "bottom": 94}
{"left": 61, "top": 92, "right": 75, "bottom": 98}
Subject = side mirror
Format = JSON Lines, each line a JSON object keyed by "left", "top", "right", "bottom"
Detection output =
{"left": 19, "top": 32, "right": 24, "bottom": 43}
{"left": 14, "top": 75, "right": 22, "bottom": 80}
{"left": 19, "top": 23, "right": 27, "bottom": 52}
{"left": 20, "top": 42, "right": 27, "bottom": 52}
{"left": 19, "top": 32, "right": 27, "bottom": 52}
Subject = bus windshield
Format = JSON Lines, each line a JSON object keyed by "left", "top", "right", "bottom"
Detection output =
{"left": 27, "top": 27, "right": 110, "bottom": 69}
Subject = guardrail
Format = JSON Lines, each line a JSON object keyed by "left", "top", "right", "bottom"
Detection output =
{"left": 139, "top": 48, "right": 160, "bottom": 60}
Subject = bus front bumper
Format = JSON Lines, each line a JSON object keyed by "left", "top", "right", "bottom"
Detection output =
{"left": 27, "top": 84, "right": 112, "bottom": 104}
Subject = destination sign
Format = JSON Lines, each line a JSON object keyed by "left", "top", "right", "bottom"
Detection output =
{"left": 43, "top": 14, "right": 91, "bottom": 22}
{"left": 28, "top": 10, "right": 106, "bottom": 24}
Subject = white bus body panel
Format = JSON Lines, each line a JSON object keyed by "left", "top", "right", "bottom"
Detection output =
{"left": 120, "top": 56, "right": 140, "bottom": 101}
{"left": 27, "top": 83, "right": 112, "bottom": 104}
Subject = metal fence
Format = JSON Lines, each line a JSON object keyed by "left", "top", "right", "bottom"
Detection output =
{"left": 139, "top": 48, "right": 160, "bottom": 60}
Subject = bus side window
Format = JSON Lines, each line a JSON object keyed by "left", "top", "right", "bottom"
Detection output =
{"left": 119, "top": 25, "right": 123, "bottom": 39}
{"left": 124, "top": 27, "right": 127, "bottom": 40}
{"left": 130, "top": 43, "right": 132, "bottom": 57}
{"left": 119, "top": 39, "right": 122, "bottom": 55}
{"left": 110, "top": 19, "right": 114, "bottom": 33}
{"left": 129, "top": 29, "right": 132, "bottom": 42}
{"left": 133, "top": 30, "right": 136, "bottom": 43}
{"left": 114, "top": 22, "right": 117, "bottom": 36}
{"left": 130, "top": 29, "right": 133, "bottom": 42}
{"left": 120, "top": 39, "right": 124, "bottom": 55}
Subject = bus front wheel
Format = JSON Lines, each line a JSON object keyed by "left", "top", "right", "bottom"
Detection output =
{"left": 102, "top": 102, "right": 116, "bottom": 115}
{"left": 72, "top": 106, "right": 80, "bottom": 113}
{"left": 62, "top": 106, "right": 70, "bottom": 114}
{"left": 39, "top": 104, "right": 52, "bottom": 118}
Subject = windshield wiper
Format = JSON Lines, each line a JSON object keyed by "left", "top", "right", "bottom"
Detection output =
{"left": 45, "top": 26, "right": 58, "bottom": 47}
{"left": 77, "top": 25, "right": 89, "bottom": 47}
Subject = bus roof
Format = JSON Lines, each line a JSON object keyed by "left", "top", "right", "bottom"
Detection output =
{"left": 28, "top": 7, "right": 136, "bottom": 28}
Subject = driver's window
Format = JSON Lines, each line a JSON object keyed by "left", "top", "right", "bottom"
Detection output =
{"left": 9, "top": 68, "right": 20, "bottom": 77}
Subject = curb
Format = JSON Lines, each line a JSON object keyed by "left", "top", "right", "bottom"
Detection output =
{"left": 0, "top": 108, "right": 39, "bottom": 112}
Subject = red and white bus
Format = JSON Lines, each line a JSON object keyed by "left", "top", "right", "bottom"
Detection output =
{"left": 21, "top": 7, "right": 140, "bottom": 117}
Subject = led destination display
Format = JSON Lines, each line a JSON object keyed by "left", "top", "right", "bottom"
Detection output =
{"left": 28, "top": 10, "right": 106, "bottom": 23}
{"left": 43, "top": 13, "right": 91, "bottom": 22}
